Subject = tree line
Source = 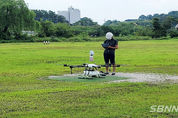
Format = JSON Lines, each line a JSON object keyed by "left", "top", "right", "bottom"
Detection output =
{"left": 139, "top": 11, "right": 178, "bottom": 22}
{"left": 33, "top": 10, "right": 68, "bottom": 23}
{"left": 0, "top": 0, "right": 178, "bottom": 42}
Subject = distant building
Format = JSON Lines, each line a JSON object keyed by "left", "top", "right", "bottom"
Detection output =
{"left": 22, "top": 31, "right": 37, "bottom": 36}
{"left": 58, "top": 7, "right": 81, "bottom": 24}
{"left": 125, "top": 19, "right": 137, "bottom": 22}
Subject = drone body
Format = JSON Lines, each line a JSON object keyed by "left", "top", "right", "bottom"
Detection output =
{"left": 81, "top": 64, "right": 105, "bottom": 79}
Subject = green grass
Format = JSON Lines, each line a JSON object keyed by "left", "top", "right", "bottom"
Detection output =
{"left": 0, "top": 39, "right": 178, "bottom": 117}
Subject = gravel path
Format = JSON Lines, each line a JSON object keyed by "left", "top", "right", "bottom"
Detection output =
{"left": 113, "top": 72, "right": 178, "bottom": 83}
{"left": 48, "top": 72, "right": 178, "bottom": 84}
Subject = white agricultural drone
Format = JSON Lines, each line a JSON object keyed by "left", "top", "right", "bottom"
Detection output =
{"left": 64, "top": 63, "right": 120, "bottom": 79}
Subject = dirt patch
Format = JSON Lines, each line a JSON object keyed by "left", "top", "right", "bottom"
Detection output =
{"left": 113, "top": 72, "right": 178, "bottom": 84}
{"left": 48, "top": 74, "right": 127, "bottom": 82}
{"left": 48, "top": 73, "right": 178, "bottom": 84}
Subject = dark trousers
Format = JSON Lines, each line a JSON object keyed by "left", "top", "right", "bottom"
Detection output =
{"left": 104, "top": 50, "right": 115, "bottom": 65}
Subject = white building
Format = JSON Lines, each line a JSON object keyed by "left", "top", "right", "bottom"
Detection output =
{"left": 58, "top": 11, "right": 69, "bottom": 21}
{"left": 22, "top": 31, "right": 37, "bottom": 36}
{"left": 58, "top": 7, "right": 81, "bottom": 24}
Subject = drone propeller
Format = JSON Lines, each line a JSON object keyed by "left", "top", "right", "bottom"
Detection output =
{"left": 64, "top": 64, "right": 86, "bottom": 74}
{"left": 63, "top": 64, "right": 121, "bottom": 74}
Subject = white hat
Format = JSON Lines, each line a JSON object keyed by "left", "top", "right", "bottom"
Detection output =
{"left": 175, "top": 24, "right": 178, "bottom": 30}
{"left": 106, "top": 32, "right": 113, "bottom": 40}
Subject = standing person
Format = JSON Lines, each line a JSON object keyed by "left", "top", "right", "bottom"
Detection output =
{"left": 102, "top": 32, "right": 118, "bottom": 75}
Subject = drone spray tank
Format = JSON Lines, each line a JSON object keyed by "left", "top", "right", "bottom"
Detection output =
{"left": 90, "top": 50, "right": 94, "bottom": 62}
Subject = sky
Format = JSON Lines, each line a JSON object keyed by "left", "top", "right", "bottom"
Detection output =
{"left": 24, "top": 0, "right": 178, "bottom": 25}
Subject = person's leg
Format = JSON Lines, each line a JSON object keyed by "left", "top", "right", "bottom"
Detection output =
{"left": 106, "top": 66, "right": 109, "bottom": 73}
{"left": 113, "top": 64, "right": 116, "bottom": 72}
{"left": 104, "top": 52, "right": 109, "bottom": 73}
{"left": 110, "top": 52, "right": 116, "bottom": 75}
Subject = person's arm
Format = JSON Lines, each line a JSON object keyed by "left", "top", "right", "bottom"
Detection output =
{"left": 108, "top": 40, "right": 118, "bottom": 49}
{"left": 102, "top": 40, "right": 108, "bottom": 49}
{"left": 108, "top": 45, "right": 118, "bottom": 49}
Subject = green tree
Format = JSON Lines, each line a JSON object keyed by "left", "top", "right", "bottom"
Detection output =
{"left": 39, "top": 21, "right": 55, "bottom": 37}
{"left": 33, "top": 10, "right": 68, "bottom": 23}
{"left": 100, "top": 26, "right": 114, "bottom": 35}
{"left": 73, "top": 17, "right": 98, "bottom": 26}
{"left": 162, "top": 17, "right": 174, "bottom": 30}
{"left": 103, "top": 20, "right": 120, "bottom": 26}
{"left": 135, "top": 26, "right": 153, "bottom": 36}
{"left": 169, "top": 29, "right": 178, "bottom": 38}
{"left": 88, "top": 26, "right": 104, "bottom": 37}
{"left": 152, "top": 18, "right": 166, "bottom": 38}
{"left": 55, "top": 23, "right": 73, "bottom": 38}
{"left": 0, "top": 0, "right": 36, "bottom": 40}
{"left": 139, "top": 15, "right": 147, "bottom": 20}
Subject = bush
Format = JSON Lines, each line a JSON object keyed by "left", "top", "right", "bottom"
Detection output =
{"left": 83, "top": 38, "right": 91, "bottom": 41}
{"left": 0, "top": 39, "right": 34, "bottom": 43}
{"left": 169, "top": 29, "right": 178, "bottom": 38}
{"left": 68, "top": 37, "right": 82, "bottom": 42}
{"left": 154, "top": 37, "right": 169, "bottom": 40}
{"left": 55, "top": 23, "right": 73, "bottom": 38}
{"left": 33, "top": 37, "right": 50, "bottom": 42}
{"left": 115, "top": 36, "right": 152, "bottom": 41}
{"left": 50, "top": 36, "right": 58, "bottom": 42}
{"left": 90, "top": 37, "right": 105, "bottom": 41}
{"left": 18, "top": 34, "right": 35, "bottom": 41}
{"left": 33, "top": 37, "right": 67, "bottom": 42}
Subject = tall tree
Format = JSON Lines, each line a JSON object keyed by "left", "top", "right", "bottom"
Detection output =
{"left": 152, "top": 18, "right": 166, "bottom": 38}
{"left": 39, "top": 21, "right": 55, "bottom": 37}
{"left": 0, "top": 0, "right": 36, "bottom": 40}
{"left": 162, "top": 17, "right": 174, "bottom": 30}
{"left": 55, "top": 23, "right": 73, "bottom": 38}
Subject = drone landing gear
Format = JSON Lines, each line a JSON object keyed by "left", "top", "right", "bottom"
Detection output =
{"left": 78, "top": 71, "right": 106, "bottom": 79}
{"left": 78, "top": 75, "right": 105, "bottom": 79}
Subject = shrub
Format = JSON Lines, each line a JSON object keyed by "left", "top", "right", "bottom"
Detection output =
{"left": 115, "top": 36, "right": 152, "bottom": 41}
{"left": 169, "top": 29, "right": 178, "bottom": 38}
{"left": 68, "top": 37, "right": 81, "bottom": 42}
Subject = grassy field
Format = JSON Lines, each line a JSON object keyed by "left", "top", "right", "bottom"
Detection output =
{"left": 0, "top": 39, "right": 178, "bottom": 118}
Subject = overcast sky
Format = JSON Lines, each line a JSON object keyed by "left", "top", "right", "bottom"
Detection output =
{"left": 24, "top": 0, "right": 178, "bottom": 24}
